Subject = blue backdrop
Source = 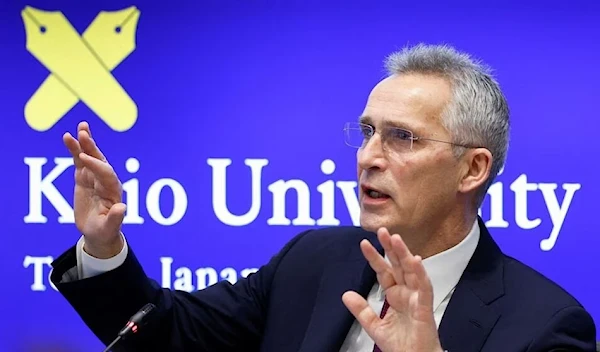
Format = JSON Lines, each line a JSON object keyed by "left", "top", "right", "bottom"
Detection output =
{"left": 1, "top": 0, "right": 598, "bottom": 350}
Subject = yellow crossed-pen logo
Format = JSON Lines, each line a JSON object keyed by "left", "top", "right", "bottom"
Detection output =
{"left": 21, "top": 6, "right": 141, "bottom": 132}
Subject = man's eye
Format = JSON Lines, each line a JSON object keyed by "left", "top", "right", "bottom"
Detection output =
{"left": 392, "top": 129, "right": 412, "bottom": 140}
{"left": 361, "top": 126, "right": 373, "bottom": 137}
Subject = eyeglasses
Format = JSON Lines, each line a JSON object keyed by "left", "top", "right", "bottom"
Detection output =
{"left": 343, "top": 122, "right": 478, "bottom": 152}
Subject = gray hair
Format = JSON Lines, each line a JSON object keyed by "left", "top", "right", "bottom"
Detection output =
{"left": 384, "top": 43, "right": 510, "bottom": 206}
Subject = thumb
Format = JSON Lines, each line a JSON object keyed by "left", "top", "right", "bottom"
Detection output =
{"left": 106, "top": 203, "right": 127, "bottom": 232}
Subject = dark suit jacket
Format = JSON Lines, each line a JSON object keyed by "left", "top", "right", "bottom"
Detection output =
{"left": 50, "top": 219, "right": 597, "bottom": 351}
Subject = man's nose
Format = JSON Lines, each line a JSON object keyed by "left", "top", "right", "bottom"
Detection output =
{"left": 357, "top": 133, "right": 387, "bottom": 170}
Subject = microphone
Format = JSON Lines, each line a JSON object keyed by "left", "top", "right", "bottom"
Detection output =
{"left": 102, "top": 303, "right": 156, "bottom": 352}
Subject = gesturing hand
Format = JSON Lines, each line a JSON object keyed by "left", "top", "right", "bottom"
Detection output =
{"left": 342, "top": 228, "right": 443, "bottom": 352}
{"left": 63, "top": 121, "right": 126, "bottom": 258}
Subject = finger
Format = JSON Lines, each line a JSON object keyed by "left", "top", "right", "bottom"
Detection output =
{"left": 78, "top": 121, "right": 91, "bottom": 137}
{"left": 79, "top": 153, "right": 116, "bottom": 181}
{"left": 63, "top": 132, "right": 83, "bottom": 168}
{"left": 377, "top": 228, "right": 405, "bottom": 286}
{"left": 390, "top": 233, "right": 414, "bottom": 262}
{"left": 342, "top": 291, "right": 381, "bottom": 334}
{"left": 78, "top": 129, "right": 107, "bottom": 162}
{"left": 384, "top": 284, "right": 413, "bottom": 317}
{"left": 390, "top": 233, "right": 415, "bottom": 286}
{"left": 377, "top": 227, "right": 393, "bottom": 255}
{"left": 360, "top": 240, "right": 395, "bottom": 290}
{"left": 106, "top": 203, "right": 127, "bottom": 233}
{"left": 390, "top": 234, "right": 414, "bottom": 267}
{"left": 391, "top": 235, "right": 421, "bottom": 290}
{"left": 413, "top": 256, "right": 434, "bottom": 312}
{"left": 404, "top": 266, "right": 420, "bottom": 291}
{"left": 377, "top": 228, "right": 397, "bottom": 264}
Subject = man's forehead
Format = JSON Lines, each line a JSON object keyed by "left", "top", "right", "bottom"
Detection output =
{"left": 366, "top": 74, "right": 451, "bottom": 110}
{"left": 358, "top": 114, "right": 429, "bottom": 133}
{"left": 360, "top": 75, "right": 451, "bottom": 133}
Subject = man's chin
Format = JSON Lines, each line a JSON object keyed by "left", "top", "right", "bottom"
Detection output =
{"left": 359, "top": 213, "right": 388, "bottom": 233}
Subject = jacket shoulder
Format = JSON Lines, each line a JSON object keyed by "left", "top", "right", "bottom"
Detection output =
{"left": 297, "top": 226, "right": 375, "bottom": 247}
{"left": 303, "top": 226, "right": 373, "bottom": 239}
{"left": 501, "top": 255, "right": 586, "bottom": 309}
{"left": 279, "top": 226, "right": 375, "bottom": 262}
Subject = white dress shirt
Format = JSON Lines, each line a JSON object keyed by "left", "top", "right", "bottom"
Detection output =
{"left": 73, "top": 220, "right": 480, "bottom": 351}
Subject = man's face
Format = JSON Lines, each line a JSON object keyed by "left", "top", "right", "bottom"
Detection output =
{"left": 356, "top": 73, "right": 463, "bottom": 235}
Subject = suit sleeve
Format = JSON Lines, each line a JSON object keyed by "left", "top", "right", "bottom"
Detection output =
{"left": 50, "top": 230, "right": 310, "bottom": 352}
{"left": 525, "top": 305, "right": 597, "bottom": 352}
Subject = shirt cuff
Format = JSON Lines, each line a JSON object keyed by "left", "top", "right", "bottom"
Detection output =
{"left": 76, "top": 233, "right": 129, "bottom": 279}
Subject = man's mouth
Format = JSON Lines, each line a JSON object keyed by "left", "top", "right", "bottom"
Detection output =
{"left": 362, "top": 185, "right": 391, "bottom": 199}
{"left": 368, "top": 190, "right": 389, "bottom": 199}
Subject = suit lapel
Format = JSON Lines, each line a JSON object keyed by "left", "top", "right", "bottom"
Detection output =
{"left": 438, "top": 218, "right": 505, "bottom": 352}
{"left": 298, "top": 231, "right": 380, "bottom": 352}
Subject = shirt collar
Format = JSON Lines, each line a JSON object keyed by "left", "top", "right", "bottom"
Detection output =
{"left": 378, "top": 219, "right": 480, "bottom": 312}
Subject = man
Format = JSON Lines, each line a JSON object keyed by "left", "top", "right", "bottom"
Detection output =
{"left": 50, "top": 44, "right": 597, "bottom": 351}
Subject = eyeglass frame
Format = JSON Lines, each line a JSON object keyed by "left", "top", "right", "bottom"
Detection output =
{"left": 343, "top": 122, "right": 483, "bottom": 152}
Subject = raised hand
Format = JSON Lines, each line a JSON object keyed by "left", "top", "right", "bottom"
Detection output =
{"left": 63, "top": 121, "right": 126, "bottom": 258}
{"left": 342, "top": 228, "right": 443, "bottom": 352}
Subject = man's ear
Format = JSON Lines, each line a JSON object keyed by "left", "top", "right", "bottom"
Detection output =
{"left": 459, "top": 148, "right": 493, "bottom": 194}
